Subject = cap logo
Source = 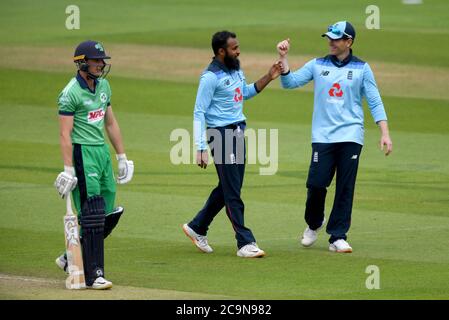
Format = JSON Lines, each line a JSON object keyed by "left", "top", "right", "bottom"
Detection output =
{"left": 95, "top": 43, "right": 104, "bottom": 52}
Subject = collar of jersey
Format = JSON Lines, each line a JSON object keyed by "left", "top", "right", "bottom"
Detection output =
{"left": 329, "top": 49, "right": 353, "bottom": 68}
{"left": 76, "top": 72, "right": 98, "bottom": 94}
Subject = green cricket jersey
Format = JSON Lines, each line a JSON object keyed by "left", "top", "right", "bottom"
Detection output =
{"left": 57, "top": 72, "right": 112, "bottom": 145}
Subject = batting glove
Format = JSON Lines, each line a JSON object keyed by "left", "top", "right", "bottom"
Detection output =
{"left": 116, "top": 154, "right": 134, "bottom": 184}
{"left": 55, "top": 166, "right": 78, "bottom": 199}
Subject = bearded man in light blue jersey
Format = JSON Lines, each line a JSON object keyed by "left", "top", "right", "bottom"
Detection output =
{"left": 182, "top": 31, "right": 282, "bottom": 258}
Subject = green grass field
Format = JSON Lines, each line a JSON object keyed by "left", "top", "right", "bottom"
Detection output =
{"left": 1, "top": 0, "right": 449, "bottom": 299}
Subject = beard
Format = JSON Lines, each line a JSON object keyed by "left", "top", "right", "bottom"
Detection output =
{"left": 224, "top": 53, "right": 240, "bottom": 71}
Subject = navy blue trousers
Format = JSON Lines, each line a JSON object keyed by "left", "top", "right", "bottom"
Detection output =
{"left": 188, "top": 122, "right": 256, "bottom": 249}
{"left": 305, "top": 142, "right": 362, "bottom": 243}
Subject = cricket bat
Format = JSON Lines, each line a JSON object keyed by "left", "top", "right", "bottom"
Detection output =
{"left": 64, "top": 192, "right": 86, "bottom": 289}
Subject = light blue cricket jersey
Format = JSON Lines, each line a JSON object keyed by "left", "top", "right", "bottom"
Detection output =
{"left": 193, "top": 58, "right": 259, "bottom": 150}
{"left": 281, "top": 50, "right": 387, "bottom": 145}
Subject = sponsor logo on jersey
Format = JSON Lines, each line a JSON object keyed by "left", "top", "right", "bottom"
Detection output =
{"left": 329, "top": 83, "right": 343, "bottom": 97}
{"left": 234, "top": 87, "right": 243, "bottom": 103}
{"left": 88, "top": 108, "right": 105, "bottom": 123}
{"left": 320, "top": 70, "right": 330, "bottom": 76}
{"left": 327, "top": 83, "right": 344, "bottom": 105}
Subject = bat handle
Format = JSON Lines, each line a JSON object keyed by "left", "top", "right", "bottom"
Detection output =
{"left": 66, "top": 193, "right": 74, "bottom": 215}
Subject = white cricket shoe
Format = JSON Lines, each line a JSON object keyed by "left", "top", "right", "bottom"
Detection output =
{"left": 55, "top": 254, "right": 68, "bottom": 274}
{"left": 236, "top": 243, "right": 265, "bottom": 258}
{"left": 329, "top": 239, "right": 353, "bottom": 253}
{"left": 182, "top": 223, "right": 213, "bottom": 253}
{"left": 301, "top": 218, "right": 326, "bottom": 247}
{"left": 88, "top": 277, "right": 113, "bottom": 290}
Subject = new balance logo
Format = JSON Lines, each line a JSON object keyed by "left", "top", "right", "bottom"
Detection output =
{"left": 320, "top": 70, "right": 330, "bottom": 76}
{"left": 351, "top": 155, "right": 358, "bottom": 160}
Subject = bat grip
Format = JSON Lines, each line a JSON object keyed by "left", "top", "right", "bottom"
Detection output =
{"left": 66, "top": 192, "right": 74, "bottom": 215}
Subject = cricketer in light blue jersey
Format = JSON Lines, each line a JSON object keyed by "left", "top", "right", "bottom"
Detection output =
{"left": 184, "top": 31, "right": 282, "bottom": 258}
{"left": 193, "top": 59, "right": 259, "bottom": 151}
{"left": 277, "top": 21, "right": 393, "bottom": 253}
{"left": 280, "top": 51, "right": 387, "bottom": 145}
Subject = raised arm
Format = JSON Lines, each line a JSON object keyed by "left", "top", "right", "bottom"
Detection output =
{"left": 242, "top": 61, "right": 282, "bottom": 101}
{"left": 277, "top": 38, "right": 314, "bottom": 89}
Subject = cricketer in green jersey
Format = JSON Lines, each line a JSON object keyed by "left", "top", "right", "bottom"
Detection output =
{"left": 54, "top": 40, "right": 134, "bottom": 289}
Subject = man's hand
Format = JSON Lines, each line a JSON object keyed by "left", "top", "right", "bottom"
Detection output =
{"left": 116, "top": 153, "right": 134, "bottom": 184}
{"left": 269, "top": 61, "right": 283, "bottom": 80}
{"left": 196, "top": 150, "right": 208, "bottom": 169}
{"left": 277, "top": 38, "right": 290, "bottom": 57}
{"left": 377, "top": 121, "right": 392, "bottom": 156}
{"left": 380, "top": 134, "right": 393, "bottom": 156}
{"left": 54, "top": 166, "right": 78, "bottom": 198}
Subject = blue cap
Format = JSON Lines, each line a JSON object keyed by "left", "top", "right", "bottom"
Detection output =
{"left": 74, "top": 40, "right": 110, "bottom": 61}
{"left": 322, "top": 21, "right": 356, "bottom": 40}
